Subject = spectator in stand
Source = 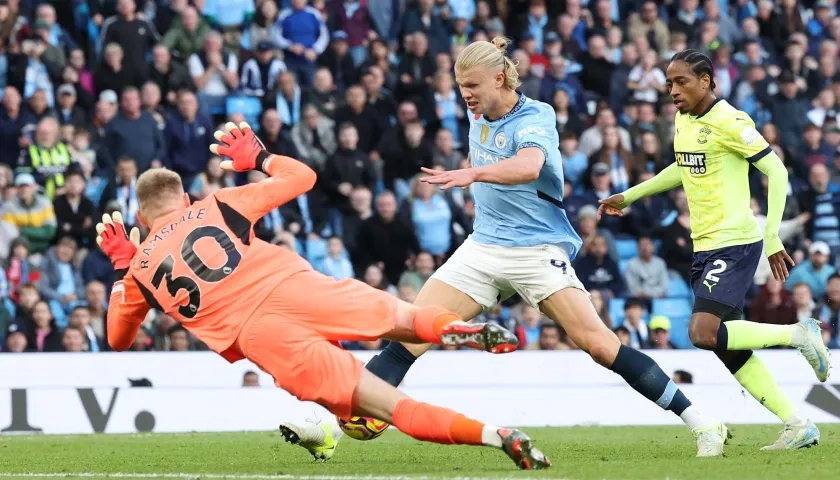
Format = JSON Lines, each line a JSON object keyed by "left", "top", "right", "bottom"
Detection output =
{"left": 291, "top": 104, "right": 336, "bottom": 172}
{"left": 574, "top": 205, "right": 618, "bottom": 262}
{"left": 380, "top": 120, "right": 433, "bottom": 201}
{"left": 189, "top": 32, "right": 239, "bottom": 114}
{"left": 98, "top": 0, "right": 159, "bottom": 81}
{"left": 240, "top": 40, "right": 287, "bottom": 97}
{"left": 141, "top": 81, "right": 167, "bottom": 129}
{"left": 331, "top": 0, "right": 374, "bottom": 66}
{"left": 590, "top": 289, "right": 613, "bottom": 328}
{"left": 318, "top": 31, "right": 357, "bottom": 90}
{"left": 55, "top": 85, "right": 86, "bottom": 127}
{"left": 304, "top": 67, "right": 341, "bottom": 120}
{"left": 800, "top": 123, "right": 835, "bottom": 169}
{"left": 620, "top": 298, "right": 648, "bottom": 349}
{"left": 188, "top": 156, "right": 234, "bottom": 200}
{"left": 273, "top": 0, "right": 329, "bottom": 85}
{"left": 361, "top": 263, "right": 397, "bottom": 295}
{"left": 162, "top": 6, "right": 211, "bottom": 62}
{"left": 587, "top": 127, "right": 635, "bottom": 194}
{"left": 3, "top": 322, "right": 28, "bottom": 352}
{"left": 816, "top": 274, "right": 840, "bottom": 347}
{"left": 3, "top": 173, "right": 56, "bottom": 254}
{"left": 271, "top": 71, "right": 304, "bottom": 127}
{"left": 201, "top": 0, "right": 255, "bottom": 53}
{"left": 61, "top": 326, "right": 86, "bottom": 352}
{"left": 396, "top": 33, "right": 435, "bottom": 109}
{"left": 149, "top": 45, "right": 195, "bottom": 108}
{"left": 53, "top": 168, "right": 97, "bottom": 249}
{"left": 315, "top": 236, "right": 355, "bottom": 281}
{"left": 0, "top": 87, "right": 26, "bottom": 168}
{"left": 578, "top": 107, "right": 632, "bottom": 157}
{"left": 792, "top": 282, "right": 817, "bottom": 324}
{"left": 242, "top": 0, "right": 279, "bottom": 52}
{"left": 16, "top": 117, "right": 71, "bottom": 199}
{"left": 341, "top": 186, "right": 373, "bottom": 255}
{"left": 432, "top": 128, "right": 464, "bottom": 171}
{"left": 397, "top": 250, "right": 436, "bottom": 293}
{"left": 627, "top": 1, "right": 669, "bottom": 53}
{"left": 750, "top": 276, "right": 797, "bottom": 326}
{"left": 647, "top": 316, "right": 676, "bottom": 350}
{"left": 574, "top": 234, "right": 624, "bottom": 297}
{"left": 323, "top": 122, "right": 376, "bottom": 221}
{"left": 38, "top": 235, "right": 85, "bottom": 309}
{"left": 279, "top": 176, "right": 329, "bottom": 240}
{"left": 515, "top": 304, "right": 544, "bottom": 348}
{"left": 82, "top": 280, "right": 108, "bottom": 338}
{"left": 167, "top": 324, "right": 192, "bottom": 351}
{"left": 625, "top": 235, "right": 669, "bottom": 301}
{"left": 6, "top": 238, "right": 35, "bottom": 302}
{"left": 332, "top": 84, "right": 386, "bottom": 153}
{"left": 101, "top": 156, "right": 140, "bottom": 230}
{"left": 526, "top": 323, "right": 568, "bottom": 351}
{"left": 786, "top": 241, "right": 836, "bottom": 299}
{"left": 68, "top": 305, "right": 102, "bottom": 352}
{"left": 751, "top": 197, "right": 809, "bottom": 286}
{"left": 659, "top": 189, "right": 693, "bottom": 284}
{"left": 25, "top": 300, "right": 62, "bottom": 352}
{"left": 258, "top": 108, "right": 300, "bottom": 159}
{"left": 402, "top": 173, "right": 461, "bottom": 258}
{"left": 95, "top": 43, "right": 145, "bottom": 96}
{"left": 401, "top": 0, "right": 448, "bottom": 55}
{"left": 803, "top": 163, "right": 840, "bottom": 254}
{"left": 163, "top": 90, "right": 214, "bottom": 185}
{"left": 354, "top": 190, "right": 419, "bottom": 284}
{"left": 105, "top": 88, "right": 164, "bottom": 172}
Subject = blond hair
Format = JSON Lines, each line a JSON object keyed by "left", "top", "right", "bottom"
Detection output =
{"left": 136, "top": 168, "right": 185, "bottom": 219}
{"left": 455, "top": 36, "right": 521, "bottom": 90}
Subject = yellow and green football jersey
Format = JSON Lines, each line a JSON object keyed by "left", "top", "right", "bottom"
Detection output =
{"left": 672, "top": 99, "right": 773, "bottom": 252}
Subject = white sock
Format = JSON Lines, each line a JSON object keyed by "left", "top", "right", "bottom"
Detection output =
{"left": 481, "top": 425, "right": 504, "bottom": 448}
{"left": 680, "top": 405, "right": 713, "bottom": 431}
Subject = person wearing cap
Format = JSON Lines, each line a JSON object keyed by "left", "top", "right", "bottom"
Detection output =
{"left": 56, "top": 84, "right": 86, "bottom": 126}
{"left": 2, "top": 322, "right": 30, "bottom": 353}
{"left": 17, "top": 116, "right": 71, "bottom": 200}
{"left": 2, "top": 173, "right": 57, "bottom": 254}
{"left": 786, "top": 241, "right": 837, "bottom": 299}
{"left": 648, "top": 316, "right": 677, "bottom": 350}
{"left": 575, "top": 203, "right": 619, "bottom": 261}
{"left": 239, "top": 40, "right": 287, "bottom": 97}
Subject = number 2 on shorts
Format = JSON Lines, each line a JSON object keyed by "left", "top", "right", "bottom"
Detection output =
{"left": 705, "top": 259, "right": 727, "bottom": 283}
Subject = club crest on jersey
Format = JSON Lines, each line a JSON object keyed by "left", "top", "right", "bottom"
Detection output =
{"left": 495, "top": 132, "right": 506, "bottom": 149}
{"left": 697, "top": 126, "right": 711, "bottom": 144}
{"left": 675, "top": 152, "right": 707, "bottom": 175}
{"left": 480, "top": 125, "right": 490, "bottom": 143}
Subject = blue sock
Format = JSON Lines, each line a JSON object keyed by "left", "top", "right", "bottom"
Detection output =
{"left": 364, "top": 342, "right": 416, "bottom": 387}
{"left": 609, "top": 345, "right": 691, "bottom": 415}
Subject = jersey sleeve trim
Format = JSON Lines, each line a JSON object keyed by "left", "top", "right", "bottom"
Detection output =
{"left": 746, "top": 145, "right": 772, "bottom": 163}
{"left": 517, "top": 141, "right": 548, "bottom": 159}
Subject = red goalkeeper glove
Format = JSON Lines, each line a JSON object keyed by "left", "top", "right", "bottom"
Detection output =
{"left": 96, "top": 211, "right": 141, "bottom": 278}
{"left": 210, "top": 121, "right": 271, "bottom": 173}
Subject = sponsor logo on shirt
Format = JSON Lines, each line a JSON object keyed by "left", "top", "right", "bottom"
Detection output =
{"left": 675, "top": 152, "right": 708, "bottom": 175}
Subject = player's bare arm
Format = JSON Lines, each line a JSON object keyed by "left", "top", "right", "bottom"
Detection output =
{"left": 420, "top": 148, "right": 543, "bottom": 189}
{"left": 752, "top": 152, "right": 795, "bottom": 280}
{"left": 598, "top": 162, "right": 682, "bottom": 220}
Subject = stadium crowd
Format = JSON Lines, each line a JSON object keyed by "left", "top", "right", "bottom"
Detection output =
{"left": 0, "top": 0, "right": 838, "bottom": 354}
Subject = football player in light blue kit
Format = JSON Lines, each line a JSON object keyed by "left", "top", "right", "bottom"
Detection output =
{"left": 281, "top": 37, "right": 727, "bottom": 460}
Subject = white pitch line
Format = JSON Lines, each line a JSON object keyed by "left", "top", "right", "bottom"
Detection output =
{"left": 0, "top": 474, "right": 575, "bottom": 480}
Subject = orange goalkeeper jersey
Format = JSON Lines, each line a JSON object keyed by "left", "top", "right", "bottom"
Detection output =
{"left": 106, "top": 156, "right": 317, "bottom": 361}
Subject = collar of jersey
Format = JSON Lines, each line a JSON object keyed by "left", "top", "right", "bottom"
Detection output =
{"left": 692, "top": 97, "right": 723, "bottom": 120}
{"left": 481, "top": 93, "right": 526, "bottom": 124}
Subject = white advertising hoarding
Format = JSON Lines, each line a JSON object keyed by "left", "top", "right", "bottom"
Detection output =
{"left": 2, "top": 351, "right": 839, "bottom": 435}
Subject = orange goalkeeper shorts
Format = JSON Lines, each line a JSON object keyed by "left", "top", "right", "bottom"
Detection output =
{"left": 234, "top": 269, "right": 399, "bottom": 420}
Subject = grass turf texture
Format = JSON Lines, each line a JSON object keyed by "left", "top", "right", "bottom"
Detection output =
{"left": 0, "top": 425, "right": 838, "bottom": 479}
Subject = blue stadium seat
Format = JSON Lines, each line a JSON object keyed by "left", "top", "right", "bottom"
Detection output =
{"left": 226, "top": 96, "right": 263, "bottom": 126}
{"left": 619, "top": 258, "right": 630, "bottom": 275}
{"left": 652, "top": 298, "right": 693, "bottom": 319}
{"left": 615, "top": 238, "right": 639, "bottom": 260}
{"left": 609, "top": 298, "right": 625, "bottom": 327}
{"left": 667, "top": 316, "right": 694, "bottom": 349}
{"left": 668, "top": 276, "right": 692, "bottom": 298}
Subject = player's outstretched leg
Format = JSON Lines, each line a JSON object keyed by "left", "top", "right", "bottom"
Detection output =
{"left": 691, "top": 313, "right": 831, "bottom": 383}
{"left": 387, "top": 302, "right": 519, "bottom": 354}
{"left": 691, "top": 312, "right": 823, "bottom": 450}
{"left": 540, "top": 288, "right": 729, "bottom": 457}
{"left": 352, "top": 368, "right": 550, "bottom": 469}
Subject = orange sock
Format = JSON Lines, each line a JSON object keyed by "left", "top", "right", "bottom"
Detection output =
{"left": 412, "top": 305, "right": 461, "bottom": 344}
{"left": 392, "top": 398, "right": 485, "bottom": 445}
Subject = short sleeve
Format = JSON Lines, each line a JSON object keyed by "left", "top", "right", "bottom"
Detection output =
{"left": 513, "top": 109, "right": 557, "bottom": 159}
{"left": 188, "top": 54, "right": 204, "bottom": 78}
{"left": 720, "top": 115, "right": 772, "bottom": 163}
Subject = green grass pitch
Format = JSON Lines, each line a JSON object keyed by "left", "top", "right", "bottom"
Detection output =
{"left": 0, "top": 425, "right": 838, "bottom": 479}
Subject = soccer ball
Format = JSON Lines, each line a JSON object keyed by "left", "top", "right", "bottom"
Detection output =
{"left": 337, "top": 415, "right": 390, "bottom": 441}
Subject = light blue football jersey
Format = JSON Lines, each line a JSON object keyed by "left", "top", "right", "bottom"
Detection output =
{"left": 468, "top": 94, "right": 583, "bottom": 258}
